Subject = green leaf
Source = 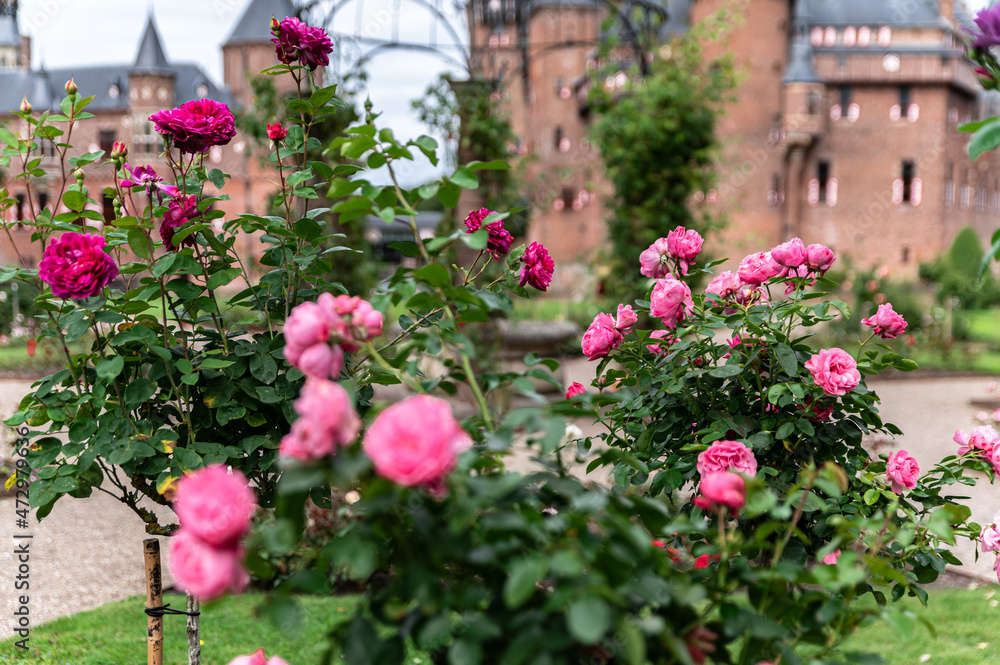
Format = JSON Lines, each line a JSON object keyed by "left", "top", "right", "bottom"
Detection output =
{"left": 62, "top": 190, "right": 87, "bottom": 212}
{"left": 709, "top": 364, "right": 742, "bottom": 379}
{"left": 415, "top": 264, "right": 451, "bottom": 289}
{"left": 250, "top": 354, "right": 279, "bottom": 384}
{"left": 774, "top": 343, "right": 797, "bottom": 376}
{"left": 0, "top": 126, "right": 18, "bottom": 148}
{"left": 969, "top": 117, "right": 1000, "bottom": 160}
{"left": 207, "top": 267, "right": 241, "bottom": 291}
{"left": 892, "top": 358, "right": 919, "bottom": 372}
{"left": 96, "top": 355, "right": 125, "bottom": 381}
{"left": 450, "top": 166, "right": 479, "bottom": 189}
{"left": 566, "top": 595, "right": 611, "bottom": 645}
{"left": 467, "top": 159, "right": 510, "bottom": 171}
{"left": 124, "top": 378, "right": 156, "bottom": 408}
{"left": 127, "top": 228, "right": 151, "bottom": 260}
{"left": 503, "top": 556, "right": 548, "bottom": 609}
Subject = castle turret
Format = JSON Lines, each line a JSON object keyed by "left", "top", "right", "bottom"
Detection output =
{"left": 129, "top": 12, "right": 176, "bottom": 155}
{"left": 781, "top": 0, "right": 823, "bottom": 143}
{"left": 222, "top": 0, "right": 298, "bottom": 107}
{"left": 0, "top": 0, "right": 21, "bottom": 71}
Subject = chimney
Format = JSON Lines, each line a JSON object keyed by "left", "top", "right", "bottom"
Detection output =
{"left": 940, "top": 0, "right": 954, "bottom": 25}
{"left": 19, "top": 34, "right": 29, "bottom": 71}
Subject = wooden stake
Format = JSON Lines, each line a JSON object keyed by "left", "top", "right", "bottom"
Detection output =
{"left": 144, "top": 538, "right": 164, "bottom": 665}
{"left": 186, "top": 592, "right": 201, "bottom": 665}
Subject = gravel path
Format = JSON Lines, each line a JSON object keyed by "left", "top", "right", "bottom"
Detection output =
{"left": 1, "top": 368, "right": 999, "bottom": 639}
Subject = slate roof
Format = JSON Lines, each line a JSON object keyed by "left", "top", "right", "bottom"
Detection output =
{"left": 804, "top": 0, "right": 944, "bottom": 27}
{"left": 224, "top": 0, "right": 298, "bottom": 46}
{"left": 0, "top": 15, "right": 17, "bottom": 47}
{"left": 133, "top": 13, "right": 171, "bottom": 73}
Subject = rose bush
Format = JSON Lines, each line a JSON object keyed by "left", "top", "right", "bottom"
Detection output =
{"left": 0, "top": 13, "right": 994, "bottom": 665}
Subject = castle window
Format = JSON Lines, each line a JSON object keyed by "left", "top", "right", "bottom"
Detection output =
{"left": 768, "top": 173, "right": 783, "bottom": 206}
{"left": 843, "top": 26, "right": 856, "bottom": 47}
{"left": 561, "top": 187, "right": 574, "bottom": 213}
{"left": 15, "top": 192, "right": 24, "bottom": 220}
{"left": 824, "top": 27, "right": 836, "bottom": 47}
{"left": 901, "top": 161, "right": 914, "bottom": 203}
{"left": 37, "top": 192, "right": 48, "bottom": 211}
{"left": 810, "top": 27, "right": 823, "bottom": 47}
{"left": 878, "top": 26, "right": 892, "bottom": 47}
{"left": 807, "top": 91, "right": 820, "bottom": 115}
{"left": 847, "top": 102, "right": 860, "bottom": 123}
{"left": 858, "top": 26, "right": 871, "bottom": 47}
{"left": 99, "top": 129, "right": 116, "bottom": 157}
{"left": 102, "top": 195, "right": 115, "bottom": 223}
{"left": 39, "top": 139, "right": 55, "bottom": 158}
{"left": 945, "top": 160, "right": 954, "bottom": 207}
{"left": 817, "top": 161, "right": 830, "bottom": 203}
{"left": 554, "top": 126, "right": 563, "bottom": 150}
{"left": 902, "top": 247, "right": 910, "bottom": 264}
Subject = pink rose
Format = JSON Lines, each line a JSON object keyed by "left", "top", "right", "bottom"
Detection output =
{"left": 705, "top": 271, "right": 741, "bottom": 299}
{"left": 994, "top": 555, "right": 1000, "bottom": 584}
{"left": 173, "top": 465, "right": 256, "bottom": 548}
{"left": 771, "top": 238, "right": 807, "bottom": 270}
{"left": 280, "top": 416, "right": 338, "bottom": 460}
{"left": 150, "top": 99, "right": 236, "bottom": 154}
{"left": 639, "top": 238, "right": 672, "bottom": 279}
{"left": 520, "top": 242, "right": 555, "bottom": 291}
{"left": 464, "top": 207, "right": 492, "bottom": 232}
{"left": 296, "top": 342, "right": 344, "bottom": 380}
{"left": 697, "top": 440, "right": 757, "bottom": 477}
{"left": 805, "top": 244, "right": 836, "bottom": 272}
{"left": 227, "top": 649, "right": 291, "bottom": 665}
{"left": 38, "top": 232, "right": 119, "bottom": 300}
{"left": 330, "top": 295, "right": 384, "bottom": 351}
{"left": 284, "top": 301, "right": 333, "bottom": 350}
{"left": 862, "top": 303, "right": 907, "bottom": 339}
{"left": 821, "top": 549, "right": 842, "bottom": 565}
{"left": 582, "top": 313, "right": 623, "bottom": 360}
{"left": 363, "top": 395, "right": 472, "bottom": 489}
{"left": 981, "top": 524, "right": 1000, "bottom": 553}
{"left": 666, "top": 226, "right": 703, "bottom": 274}
{"left": 650, "top": 277, "right": 693, "bottom": 329}
{"left": 991, "top": 446, "right": 1000, "bottom": 475}
{"left": 485, "top": 220, "right": 515, "bottom": 260}
{"left": 646, "top": 329, "right": 674, "bottom": 355}
{"left": 160, "top": 195, "right": 200, "bottom": 251}
{"left": 737, "top": 252, "right": 780, "bottom": 285}
{"left": 955, "top": 425, "right": 999, "bottom": 455}
{"left": 886, "top": 449, "right": 920, "bottom": 494}
{"left": 281, "top": 378, "right": 361, "bottom": 461}
{"left": 694, "top": 471, "right": 746, "bottom": 511}
{"left": 805, "top": 348, "right": 860, "bottom": 397}
{"left": 615, "top": 304, "right": 638, "bottom": 330}
{"left": 272, "top": 16, "right": 334, "bottom": 70}
{"left": 170, "top": 529, "right": 248, "bottom": 601}
{"left": 565, "top": 382, "right": 585, "bottom": 399}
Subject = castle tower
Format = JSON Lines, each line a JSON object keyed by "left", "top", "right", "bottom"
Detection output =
{"left": 129, "top": 12, "right": 176, "bottom": 156}
{"left": 0, "top": 0, "right": 20, "bottom": 71}
{"left": 222, "top": 0, "right": 298, "bottom": 107}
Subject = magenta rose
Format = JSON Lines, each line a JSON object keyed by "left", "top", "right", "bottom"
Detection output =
{"left": 520, "top": 241, "right": 555, "bottom": 291}
{"left": 737, "top": 252, "right": 780, "bottom": 285}
{"left": 697, "top": 440, "right": 757, "bottom": 477}
{"left": 272, "top": 16, "right": 334, "bottom": 70}
{"left": 173, "top": 465, "right": 256, "bottom": 548}
{"left": 615, "top": 304, "right": 638, "bottom": 331}
{"left": 38, "top": 232, "right": 119, "bottom": 299}
{"left": 362, "top": 394, "right": 472, "bottom": 489}
{"left": 805, "top": 348, "right": 860, "bottom": 396}
{"left": 565, "top": 382, "right": 585, "bottom": 399}
{"left": 582, "top": 312, "right": 622, "bottom": 360}
{"left": 120, "top": 163, "right": 180, "bottom": 202}
{"left": 639, "top": 238, "right": 672, "bottom": 279}
{"left": 464, "top": 207, "right": 493, "bottom": 233}
{"left": 771, "top": 237, "right": 807, "bottom": 270}
{"left": 805, "top": 243, "right": 836, "bottom": 272}
{"left": 160, "top": 195, "right": 200, "bottom": 251}
{"left": 227, "top": 650, "right": 291, "bottom": 665}
{"left": 650, "top": 277, "right": 693, "bottom": 329}
{"left": 885, "top": 449, "right": 920, "bottom": 494}
{"left": 666, "top": 226, "right": 703, "bottom": 274}
{"left": 266, "top": 123, "right": 288, "bottom": 141}
{"left": 150, "top": 99, "right": 236, "bottom": 154}
{"left": 694, "top": 471, "right": 746, "bottom": 511}
{"left": 485, "top": 220, "right": 514, "bottom": 260}
{"left": 170, "top": 529, "right": 248, "bottom": 601}
{"left": 862, "top": 303, "right": 907, "bottom": 340}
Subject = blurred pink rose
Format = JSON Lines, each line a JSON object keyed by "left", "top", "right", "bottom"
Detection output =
{"left": 639, "top": 238, "right": 672, "bottom": 279}
{"left": 737, "top": 252, "right": 780, "bottom": 285}
{"left": 991, "top": 446, "right": 1000, "bottom": 475}
{"left": 296, "top": 342, "right": 344, "bottom": 380}
{"left": 666, "top": 226, "right": 703, "bottom": 274}
{"left": 650, "top": 277, "right": 693, "bottom": 329}
{"left": 980, "top": 524, "right": 1000, "bottom": 553}
{"left": 994, "top": 555, "right": 1000, "bottom": 584}
{"left": 615, "top": 304, "right": 638, "bottom": 330}
{"left": 805, "top": 244, "right": 836, "bottom": 272}
{"left": 284, "top": 301, "right": 332, "bottom": 350}
{"left": 821, "top": 549, "right": 842, "bottom": 565}
{"left": 886, "top": 449, "right": 920, "bottom": 494}
{"left": 771, "top": 238, "right": 807, "bottom": 269}
{"left": 862, "top": 303, "right": 907, "bottom": 339}
{"left": 697, "top": 440, "right": 757, "bottom": 477}
{"left": 805, "top": 348, "right": 860, "bottom": 396}
{"left": 954, "top": 425, "right": 999, "bottom": 455}
{"left": 694, "top": 471, "right": 746, "bottom": 511}
{"left": 362, "top": 395, "right": 472, "bottom": 488}
{"left": 582, "top": 313, "right": 623, "bottom": 360}
{"left": 280, "top": 415, "right": 338, "bottom": 460}
{"left": 281, "top": 378, "right": 361, "bottom": 461}
{"left": 646, "top": 329, "right": 674, "bottom": 355}
{"left": 565, "top": 382, "right": 585, "bottom": 399}
{"left": 227, "top": 649, "right": 291, "bottom": 665}
{"left": 173, "top": 465, "right": 256, "bottom": 548}
{"left": 170, "top": 529, "right": 248, "bottom": 601}
{"left": 331, "top": 295, "right": 384, "bottom": 351}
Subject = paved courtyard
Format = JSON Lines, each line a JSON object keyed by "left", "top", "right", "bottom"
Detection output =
{"left": 1, "top": 367, "right": 999, "bottom": 635}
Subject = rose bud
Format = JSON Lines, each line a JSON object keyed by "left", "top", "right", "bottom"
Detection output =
{"left": 20, "top": 96, "right": 31, "bottom": 114}
{"left": 65, "top": 77, "right": 78, "bottom": 96}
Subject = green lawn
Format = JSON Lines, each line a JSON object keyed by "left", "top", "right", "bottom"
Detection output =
{"left": 962, "top": 310, "right": 1000, "bottom": 345}
{"left": 2, "top": 587, "right": 997, "bottom": 665}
